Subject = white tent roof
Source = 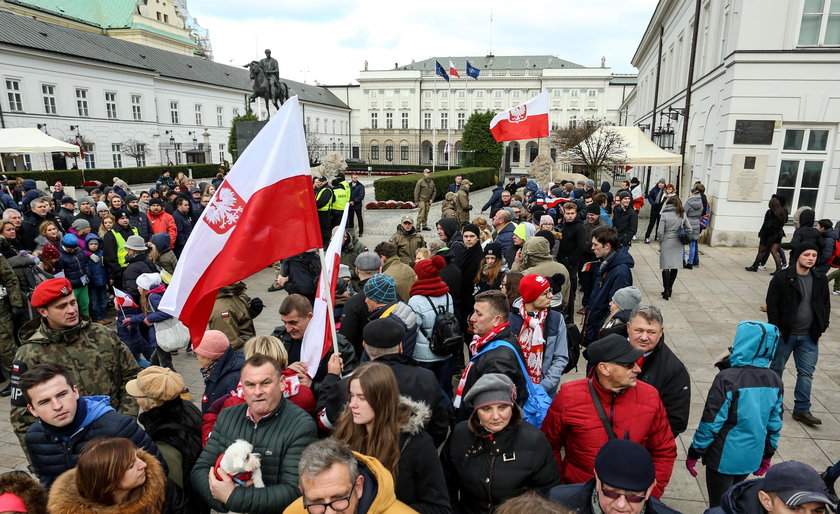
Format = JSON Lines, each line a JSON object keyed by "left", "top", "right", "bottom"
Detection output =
{"left": 0, "top": 128, "right": 80, "bottom": 154}
{"left": 590, "top": 126, "right": 682, "bottom": 166}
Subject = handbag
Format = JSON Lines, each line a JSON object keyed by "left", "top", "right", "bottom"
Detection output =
{"left": 677, "top": 216, "right": 691, "bottom": 245}
{"left": 154, "top": 317, "right": 190, "bottom": 352}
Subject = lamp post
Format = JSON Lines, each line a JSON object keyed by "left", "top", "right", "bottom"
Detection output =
{"left": 164, "top": 130, "right": 176, "bottom": 165}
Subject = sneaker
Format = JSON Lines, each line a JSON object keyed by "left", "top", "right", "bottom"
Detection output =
{"left": 833, "top": 291, "right": 840, "bottom": 295}
{"left": 792, "top": 411, "right": 822, "bottom": 426}
{"left": 758, "top": 265, "right": 766, "bottom": 271}
{"left": 644, "top": 238, "right": 650, "bottom": 244}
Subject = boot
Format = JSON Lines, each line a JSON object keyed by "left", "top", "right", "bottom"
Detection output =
{"left": 745, "top": 265, "right": 758, "bottom": 272}
{"left": 822, "top": 468, "right": 838, "bottom": 500}
{"left": 661, "top": 270, "right": 670, "bottom": 299}
{"left": 668, "top": 269, "right": 678, "bottom": 299}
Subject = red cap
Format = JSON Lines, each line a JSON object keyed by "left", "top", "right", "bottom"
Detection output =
{"left": 0, "top": 492, "right": 27, "bottom": 512}
{"left": 519, "top": 274, "right": 550, "bottom": 303}
{"left": 30, "top": 277, "right": 73, "bottom": 308}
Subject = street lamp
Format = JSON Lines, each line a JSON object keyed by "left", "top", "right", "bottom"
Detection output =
{"left": 37, "top": 123, "right": 48, "bottom": 133}
{"left": 188, "top": 131, "right": 197, "bottom": 148}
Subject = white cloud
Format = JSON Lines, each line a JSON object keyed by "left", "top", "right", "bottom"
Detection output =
{"left": 189, "top": 0, "right": 658, "bottom": 84}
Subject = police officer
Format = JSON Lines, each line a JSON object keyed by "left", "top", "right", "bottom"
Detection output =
{"left": 0, "top": 255, "right": 23, "bottom": 396}
{"left": 330, "top": 173, "right": 351, "bottom": 229}
{"left": 9, "top": 278, "right": 140, "bottom": 454}
{"left": 314, "top": 176, "right": 333, "bottom": 248}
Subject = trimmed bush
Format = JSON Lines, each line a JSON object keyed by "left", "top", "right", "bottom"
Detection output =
{"left": 346, "top": 163, "right": 460, "bottom": 174}
{"left": 373, "top": 167, "right": 496, "bottom": 202}
{"left": 4, "top": 164, "right": 227, "bottom": 186}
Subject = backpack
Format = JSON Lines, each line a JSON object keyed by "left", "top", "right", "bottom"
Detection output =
{"left": 563, "top": 320, "right": 582, "bottom": 375}
{"left": 420, "top": 295, "right": 462, "bottom": 356}
{"left": 699, "top": 205, "right": 711, "bottom": 230}
{"left": 830, "top": 238, "right": 840, "bottom": 268}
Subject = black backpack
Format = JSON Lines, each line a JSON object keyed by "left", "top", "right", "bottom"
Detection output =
{"left": 422, "top": 295, "right": 462, "bottom": 356}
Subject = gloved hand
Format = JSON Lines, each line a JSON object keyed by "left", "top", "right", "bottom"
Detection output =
{"left": 755, "top": 457, "right": 772, "bottom": 476}
{"left": 685, "top": 458, "right": 699, "bottom": 477}
{"left": 90, "top": 254, "right": 100, "bottom": 263}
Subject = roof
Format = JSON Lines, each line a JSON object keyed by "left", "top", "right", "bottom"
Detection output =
{"left": 610, "top": 76, "right": 638, "bottom": 86}
{"left": 0, "top": 11, "right": 350, "bottom": 108}
{"left": 5, "top": 0, "right": 136, "bottom": 29}
{"left": 0, "top": 127, "right": 80, "bottom": 153}
{"left": 403, "top": 55, "right": 584, "bottom": 71}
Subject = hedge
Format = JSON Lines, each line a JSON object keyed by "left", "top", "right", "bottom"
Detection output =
{"left": 3, "top": 164, "right": 227, "bottom": 186}
{"left": 373, "top": 167, "right": 496, "bottom": 202}
{"left": 346, "top": 163, "right": 460, "bottom": 174}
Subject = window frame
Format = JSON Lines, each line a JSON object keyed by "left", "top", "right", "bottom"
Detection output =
{"left": 75, "top": 88, "right": 90, "bottom": 117}
{"left": 131, "top": 94, "right": 142, "bottom": 120}
{"left": 5, "top": 78, "right": 23, "bottom": 112}
{"left": 42, "top": 84, "right": 57, "bottom": 114}
{"left": 105, "top": 91, "right": 118, "bottom": 119}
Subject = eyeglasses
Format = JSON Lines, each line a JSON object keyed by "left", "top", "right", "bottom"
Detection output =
{"left": 303, "top": 493, "right": 352, "bottom": 514}
{"left": 601, "top": 484, "right": 646, "bottom": 503}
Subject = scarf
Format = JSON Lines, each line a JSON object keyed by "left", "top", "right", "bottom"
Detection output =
{"left": 200, "top": 361, "right": 217, "bottom": 380}
{"left": 409, "top": 277, "right": 449, "bottom": 298}
{"left": 454, "top": 322, "right": 510, "bottom": 408}
{"left": 517, "top": 305, "right": 547, "bottom": 384}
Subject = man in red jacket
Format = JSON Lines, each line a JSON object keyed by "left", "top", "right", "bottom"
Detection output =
{"left": 541, "top": 333, "right": 677, "bottom": 499}
{"left": 146, "top": 198, "right": 177, "bottom": 249}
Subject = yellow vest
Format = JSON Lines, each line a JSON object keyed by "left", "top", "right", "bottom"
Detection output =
{"left": 331, "top": 181, "right": 350, "bottom": 211}
{"left": 111, "top": 227, "right": 140, "bottom": 267}
{"left": 316, "top": 187, "right": 332, "bottom": 211}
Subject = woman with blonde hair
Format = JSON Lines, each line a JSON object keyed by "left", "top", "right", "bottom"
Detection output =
{"left": 34, "top": 220, "right": 61, "bottom": 252}
{"left": 98, "top": 214, "right": 115, "bottom": 238}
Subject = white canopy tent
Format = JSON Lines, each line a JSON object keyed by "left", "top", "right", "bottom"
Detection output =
{"left": 0, "top": 127, "right": 80, "bottom": 172}
{"left": 591, "top": 126, "right": 682, "bottom": 166}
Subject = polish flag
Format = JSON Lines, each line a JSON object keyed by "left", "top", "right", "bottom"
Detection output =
{"left": 159, "top": 96, "right": 322, "bottom": 344}
{"left": 300, "top": 204, "right": 349, "bottom": 377}
{"left": 113, "top": 287, "right": 138, "bottom": 308}
{"left": 449, "top": 60, "right": 460, "bottom": 78}
{"left": 489, "top": 91, "right": 549, "bottom": 142}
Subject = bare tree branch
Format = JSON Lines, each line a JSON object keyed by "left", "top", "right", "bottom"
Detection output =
{"left": 553, "top": 120, "right": 626, "bottom": 177}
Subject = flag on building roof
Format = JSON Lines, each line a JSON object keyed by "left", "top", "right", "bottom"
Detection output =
{"left": 435, "top": 61, "right": 449, "bottom": 82}
{"left": 489, "top": 91, "right": 550, "bottom": 142}
{"left": 466, "top": 60, "right": 480, "bottom": 79}
{"left": 449, "top": 60, "right": 461, "bottom": 78}
{"left": 159, "top": 96, "right": 322, "bottom": 344}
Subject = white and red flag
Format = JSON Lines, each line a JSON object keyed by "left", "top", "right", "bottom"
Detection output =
{"left": 300, "top": 204, "right": 349, "bottom": 377}
{"left": 449, "top": 60, "right": 461, "bottom": 78}
{"left": 113, "top": 286, "right": 138, "bottom": 308}
{"left": 159, "top": 96, "right": 322, "bottom": 344}
{"left": 489, "top": 91, "right": 549, "bottom": 142}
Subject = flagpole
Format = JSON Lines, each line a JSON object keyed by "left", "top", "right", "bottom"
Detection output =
{"left": 433, "top": 68, "right": 437, "bottom": 173}
{"left": 317, "top": 248, "right": 340, "bottom": 355}
{"left": 447, "top": 62, "right": 452, "bottom": 171}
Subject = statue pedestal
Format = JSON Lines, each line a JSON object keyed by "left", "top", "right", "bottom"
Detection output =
{"left": 235, "top": 120, "right": 268, "bottom": 159}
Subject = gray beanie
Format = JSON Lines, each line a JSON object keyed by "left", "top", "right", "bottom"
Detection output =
{"left": 612, "top": 286, "right": 642, "bottom": 311}
{"left": 124, "top": 235, "right": 147, "bottom": 251}
{"left": 96, "top": 201, "right": 108, "bottom": 212}
{"left": 585, "top": 179, "right": 595, "bottom": 189}
{"left": 464, "top": 373, "right": 515, "bottom": 409}
{"left": 78, "top": 196, "right": 94, "bottom": 206}
{"left": 71, "top": 219, "right": 90, "bottom": 232}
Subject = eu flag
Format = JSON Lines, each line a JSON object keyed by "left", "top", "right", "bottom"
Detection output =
{"left": 435, "top": 61, "right": 449, "bottom": 82}
{"left": 466, "top": 60, "right": 480, "bottom": 79}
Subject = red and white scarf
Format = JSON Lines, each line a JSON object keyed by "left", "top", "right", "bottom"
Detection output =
{"left": 454, "top": 322, "right": 510, "bottom": 408}
{"left": 517, "top": 305, "right": 547, "bottom": 384}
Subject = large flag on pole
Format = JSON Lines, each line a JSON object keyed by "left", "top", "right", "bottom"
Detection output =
{"left": 300, "top": 204, "right": 349, "bottom": 376}
{"left": 489, "top": 90, "right": 549, "bottom": 142}
{"left": 466, "top": 60, "right": 480, "bottom": 79}
{"left": 435, "top": 61, "right": 449, "bottom": 82}
{"left": 159, "top": 96, "right": 322, "bottom": 343}
{"left": 448, "top": 60, "right": 461, "bottom": 78}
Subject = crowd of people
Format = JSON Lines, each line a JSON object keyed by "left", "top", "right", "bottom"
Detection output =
{"left": 0, "top": 169, "right": 837, "bottom": 514}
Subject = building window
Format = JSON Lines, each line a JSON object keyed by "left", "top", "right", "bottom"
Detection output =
{"left": 170, "top": 101, "right": 179, "bottom": 124}
{"left": 195, "top": 104, "right": 202, "bottom": 125}
{"left": 424, "top": 112, "right": 431, "bottom": 129}
{"left": 798, "top": 0, "right": 840, "bottom": 45}
{"left": 457, "top": 112, "right": 465, "bottom": 129}
{"left": 385, "top": 145, "right": 394, "bottom": 161}
{"left": 776, "top": 128, "right": 830, "bottom": 211}
{"left": 105, "top": 92, "right": 117, "bottom": 119}
{"left": 571, "top": 89, "right": 579, "bottom": 97}
{"left": 553, "top": 89, "right": 562, "bottom": 97}
{"left": 76, "top": 88, "right": 89, "bottom": 117}
{"left": 424, "top": 91, "right": 431, "bottom": 98}
{"left": 316, "top": 118, "right": 320, "bottom": 132}
{"left": 441, "top": 91, "right": 448, "bottom": 99}
{"left": 386, "top": 112, "right": 393, "bottom": 129}
{"left": 401, "top": 112, "right": 409, "bottom": 129}
{"left": 23, "top": 155, "right": 31, "bottom": 170}
{"left": 174, "top": 142, "right": 182, "bottom": 164}
{"left": 306, "top": 117, "right": 311, "bottom": 132}
{"left": 494, "top": 90, "right": 502, "bottom": 98}
{"left": 5, "top": 79, "right": 22, "bottom": 111}
{"left": 588, "top": 90, "right": 597, "bottom": 97}
{"left": 370, "top": 145, "right": 379, "bottom": 160}
{"left": 440, "top": 112, "right": 448, "bottom": 130}
{"left": 475, "top": 90, "right": 484, "bottom": 98}
{"left": 42, "top": 84, "right": 56, "bottom": 114}
{"left": 370, "top": 112, "right": 378, "bottom": 129}
{"left": 84, "top": 143, "right": 95, "bottom": 169}
{"left": 400, "top": 145, "right": 409, "bottom": 160}
{"left": 511, "top": 141, "right": 520, "bottom": 163}
{"left": 512, "top": 90, "right": 521, "bottom": 99}
{"left": 135, "top": 143, "right": 146, "bottom": 166}
{"left": 219, "top": 143, "right": 225, "bottom": 163}
{"left": 232, "top": 107, "right": 239, "bottom": 118}
{"left": 111, "top": 143, "right": 122, "bottom": 168}
{"left": 131, "top": 94, "right": 142, "bottom": 120}
{"left": 216, "top": 106, "right": 223, "bottom": 127}
{"left": 332, "top": 120, "right": 336, "bottom": 134}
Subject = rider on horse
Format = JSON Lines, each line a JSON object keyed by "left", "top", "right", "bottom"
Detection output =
{"left": 259, "top": 49, "right": 281, "bottom": 101}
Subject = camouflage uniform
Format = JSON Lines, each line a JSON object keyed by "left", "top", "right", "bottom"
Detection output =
{"left": 9, "top": 317, "right": 140, "bottom": 454}
{"left": 208, "top": 282, "right": 256, "bottom": 351}
{"left": 0, "top": 256, "right": 23, "bottom": 374}
{"left": 455, "top": 188, "right": 472, "bottom": 225}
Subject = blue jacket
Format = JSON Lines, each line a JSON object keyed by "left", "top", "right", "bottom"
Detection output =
{"left": 508, "top": 301, "right": 569, "bottom": 396}
{"left": 200, "top": 346, "right": 245, "bottom": 414}
{"left": 0, "top": 190, "right": 17, "bottom": 210}
{"left": 56, "top": 246, "right": 91, "bottom": 289}
{"left": 349, "top": 180, "right": 365, "bottom": 208}
{"left": 172, "top": 209, "right": 192, "bottom": 249}
{"left": 599, "top": 206, "right": 613, "bottom": 227}
{"left": 128, "top": 284, "right": 170, "bottom": 348}
{"left": 525, "top": 179, "right": 546, "bottom": 206}
{"left": 817, "top": 228, "right": 838, "bottom": 273}
{"left": 481, "top": 186, "right": 504, "bottom": 215}
{"left": 584, "top": 247, "right": 634, "bottom": 342}
{"left": 688, "top": 321, "right": 783, "bottom": 475}
{"left": 84, "top": 234, "right": 108, "bottom": 287}
{"left": 25, "top": 395, "right": 162, "bottom": 490}
{"left": 495, "top": 221, "right": 516, "bottom": 255}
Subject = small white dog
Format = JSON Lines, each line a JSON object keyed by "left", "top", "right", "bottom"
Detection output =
{"left": 215, "top": 439, "right": 265, "bottom": 489}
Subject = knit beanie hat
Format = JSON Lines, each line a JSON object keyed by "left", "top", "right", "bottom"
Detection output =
{"left": 61, "top": 234, "right": 78, "bottom": 248}
{"left": 464, "top": 373, "right": 516, "bottom": 409}
{"left": 194, "top": 330, "right": 230, "bottom": 360}
{"left": 40, "top": 243, "right": 59, "bottom": 261}
{"left": 78, "top": 196, "right": 94, "bottom": 206}
{"left": 96, "top": 201, "right": 108, "bottom": 212}
{"left": 793, "top": 241, "right": 820, "bottom": 261}
{"left": 363, "top": 273, "right": 397, "bottom": 304}
{"left": 595, "top": 439, "right": 656, "bottom": 492}
{"left": 363, "top": 317, "right": 406, "bottom": 349}
{"left": 125, "top": 366, "right": 185, "bottom": 402}
{"left": 136, "top": 272, "right": 162, "bottom": 292}
{"left": 618, "top": 191, "right": 632, "bottom": 200}
{"left": 612, "top": 286, "right": 642, "bottom": 311}
{"left": 125, "top": 194, "right": 138, "bottom": 203}
{"left": 513, "top": 223, "right": 529, "bottom": 241}
{"left": 484, "top": 242, "right": 502, "bottom": 257}
{"left": 71, "top": 219, "right": 90, "bottom": 232}
{"left": 585, "top": 180, "right": 595, "bottom": 189}
{"left": 519, "top": 274, "right": 551, "bottom": 303}
{"left": 415, "top": 255, "right": 445, "bottom": 280}
{"left": 462, "top": 223, "right": 480, "bottom": 237}
{"left": 539, "top": 215, "right": 554, "bottom": 227}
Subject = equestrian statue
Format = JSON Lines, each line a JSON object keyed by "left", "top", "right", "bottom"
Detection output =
{"left": 245, "top": 49, "right": 289, "bottom": 116}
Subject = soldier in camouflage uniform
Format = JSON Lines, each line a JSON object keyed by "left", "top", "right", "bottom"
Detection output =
{"left": 0, "top": 255, "right": 23, "bottom": 395}
{"left": 8, "top": 277, "right": 140, "bottom": 456}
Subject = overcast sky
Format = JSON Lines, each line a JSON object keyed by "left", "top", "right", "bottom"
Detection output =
{"left": 189, "top": 0, "right": 659, "bottom": 85}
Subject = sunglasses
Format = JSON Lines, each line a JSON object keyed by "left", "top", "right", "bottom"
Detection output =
{"left": 601, "top": 484, "right": 646, "bottom": 503}
{"left": 610, "top": 361, "right": 636, "bottom": 369}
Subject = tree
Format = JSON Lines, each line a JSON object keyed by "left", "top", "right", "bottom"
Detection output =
{"left": 461, "top": 111, "right": 503, "bottom": 169}
{"left": 306, "top": 132, "right": 322, "bottom": 167}
{"left": 553, "top": 119, "right": 626, "bottom": 177}
{"left": 228, "top": 109, "right": 259, "bottom": 163}
{"left": 121, "top": 139, "right": 149, "bottom": 166}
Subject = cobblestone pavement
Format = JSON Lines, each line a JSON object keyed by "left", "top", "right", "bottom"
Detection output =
{"left": 2, "top": 175, "right": 838, "bottom": 512}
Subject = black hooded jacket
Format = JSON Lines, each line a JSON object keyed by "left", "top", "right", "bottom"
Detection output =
{"left": 436, "top": 218, "right": 465, "bottom": 264}
{"left": 790, "top": 208, "right": 821, "bottom": 249}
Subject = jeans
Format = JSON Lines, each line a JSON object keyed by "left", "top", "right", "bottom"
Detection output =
{"left": 683, "top": 240, "right": 699, "bottom": 265}
{"left": 88, "top": 285, "right": 108, "bottom": 320}
{"left": 418, "top": 357, "right": 454, "bottom": 399}
{"left": 771, "top": 333, "right": 819, "bottom": 413}
{"left": 706, "top": 468, "right": 748, "bottom": 509}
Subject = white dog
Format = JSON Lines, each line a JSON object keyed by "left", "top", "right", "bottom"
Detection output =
{"left": 215, "top": 439, "right": 265, "bottom": 489}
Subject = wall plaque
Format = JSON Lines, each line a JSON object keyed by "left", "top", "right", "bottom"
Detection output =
{"left": 727, "top": 154, "right": 768, "bottom": 202}
{"left": 734, "top": 120, "right": 775, "bottom": 145}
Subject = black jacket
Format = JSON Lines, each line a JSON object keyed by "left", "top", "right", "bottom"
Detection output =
{"left": 349, "top": 181, "right": 365, "bottom": 209}
{"left": 275, "top": 326, "right": 357, "bottom": 396}
{"left": 339, "top": 286, "right": 372, "bottom": 357}
{"left": 123, "top": 252, "right": 157, "bottom": 302}
{"left": 21, "top": 211, "right": 61, "bottom": 251}
{"left": 766, "top": 265, "right": 831, "bottom": 342}
{"left": 172, "top": 210, "right": 193, "bottom": 250}
{"left": 57, "top": 207, "right": 75, "bottom": 232}
{"left": 556, "top": 217, "right": 587, "bottom": 271}
{"left": 127, "top": 206, "right": 151, "bottom": 241}
{"left": 200, "top": 346, "right": 244, "bottom": 414}
{"left": 74, "top": 211, "right": 100, "bottom": 233}
{"left": 704, "top": 478, "right": 765, "bottom": 514}
{"left": 637, "top": 340, "right": 691, "bottom": 437}
{"left": 441, "top": 416, "right": 559, "bottom": 514}
{"left": 102, "top": 224, "right": 139, "bottom": 275}
{"left": 317, "top": 353, "right": 452, "bottom": 447}
{"left": 612, "top": 205, "right": 638, "bottom": 246}
{"left": 549, "top": 479, "right": 681, "bottom": 514}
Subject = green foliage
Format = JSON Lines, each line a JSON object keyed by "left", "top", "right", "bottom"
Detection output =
{"left": 228, "top": 109, "right": 259, "bottom": 163}
{"left": 5, "top": 164, "right": 226, "bottom": 187}
{"left": 373, "top": 167, "right": 496, "bottom": 201}
{"left": 461, "top": 111, "right": 503, "bottom": 169}
{"left": 345, "top": 163, "right": 460, "bottom": 173}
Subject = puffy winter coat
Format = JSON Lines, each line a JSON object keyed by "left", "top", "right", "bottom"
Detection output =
{"left": 147, "top": 209, "right": 177, "bottom": 249}
{"left": 138, "top": 397, "right": 202, "bottom": 495}
{"left": 684, "top": 194, "right": 705, "bottom": 240}
{"left": 637, "top": 339, "right": 691, "bottom": 437}
{"left": 191, "top": 401, "right": 317, "bottom": 514}
{"left": 766, "top": 264, "right": 831, "bottom": 342}
{"left": 408, "top": 292, "right": 455, "bottom": 363}
{"left": 689, "top": 321, "right": 783, "bottom": 475}
{"left": 391, "top": 225, "right": 426, "bottom": 266}
{"left": 494, "top": 221, "right": 516, "bottom": 255}
{"left": 817, "top": 227, "right": 839, "bottom": 273}
{"left": 83, "top": 234, "right": 108, "bottom": 286}
{"left": 705, "top": 478, "right": 766, "bottom": 514}
{"left": 481, "top": 185, "right": 504, "bottom": 215}
{"left": 512, "top": 236, "right": 571, "bottom": 308}
{"left": 123, "top": 252, "right": 156, "bottom": 303}
{"left": 508, "top": 300, "right": 569, "bottom": 396}
{"left": 541, "top": 376, "right": 677, "bottom": 499}
{"left": 56, "top": 246, "right": 90, "bottom": 289}
{"left": 584, "top": 246, "right": 635, "bottom": 343}
{"left": 172, "top": 209, "right": 192, "bottom": 251}
{"left": 151, "top": 232, "right": 178, "bottom": 274}
{"left": 127, "top": 284, "right": 169, "bottom": 349}
{"left": 442, "top": 405, "right": 559, "bottom": 514}
{"left": 611, "top": 205, "right": 638, "bottom": 246}
{"left": 199, "top": 346, "right": 244, "bottom": 414}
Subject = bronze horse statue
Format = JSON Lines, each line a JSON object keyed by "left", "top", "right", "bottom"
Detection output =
{"left": 245, "top": 60, "right": 289, "bottom": 115}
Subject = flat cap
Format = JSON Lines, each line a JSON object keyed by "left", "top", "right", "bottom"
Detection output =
{"left": 584, "top": 333, "right": 644, "bottom": 365}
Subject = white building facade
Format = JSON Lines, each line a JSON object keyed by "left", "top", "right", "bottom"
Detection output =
{"left": 624, "top": 0, "right": 840, "bottom": 246}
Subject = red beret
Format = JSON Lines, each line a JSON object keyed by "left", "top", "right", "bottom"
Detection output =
{"left": 519, "top": 274, "right": 551, "bottom": 304}
{"left": 31, "top": 278, "right": 73, "bottom": 308}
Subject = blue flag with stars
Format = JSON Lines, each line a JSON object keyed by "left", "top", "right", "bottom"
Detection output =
{"left": 435, "top": 61, "right": 449, "bottom": 82}
{"left": 466, "top": 60, "right": 480, "bottom": 79}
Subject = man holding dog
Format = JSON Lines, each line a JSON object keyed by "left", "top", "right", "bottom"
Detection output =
{"left": 191, "top": 354, "right": 317, "bottom": 514}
